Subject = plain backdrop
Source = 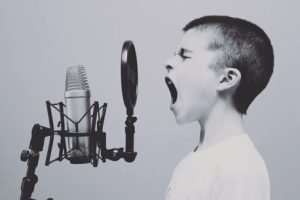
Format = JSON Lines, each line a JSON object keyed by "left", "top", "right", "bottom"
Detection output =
{"left": 0, "top": 0, "right": 299, "bottom": 199}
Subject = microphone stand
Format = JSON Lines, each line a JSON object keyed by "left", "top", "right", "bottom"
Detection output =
{"left": 19, "top": 101, "right": 137, "bottom": 200}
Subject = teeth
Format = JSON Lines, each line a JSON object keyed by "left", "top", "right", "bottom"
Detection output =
{"left": 165, "top": 77, "right": 177, "bottom": 104}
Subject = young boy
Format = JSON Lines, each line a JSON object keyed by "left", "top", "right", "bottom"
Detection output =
{"left": 164, "top": 16, "right": 274, "bottom": 200}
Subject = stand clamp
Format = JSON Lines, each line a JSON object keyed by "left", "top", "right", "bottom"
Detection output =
{"left": 20, "top": 124, "right": 52, "bottom": 200}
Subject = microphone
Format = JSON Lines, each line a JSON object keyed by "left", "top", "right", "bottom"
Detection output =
{"left": 19, "top": 41, "right": 139, "bottom": 200}
{"left": 65, "top": 65, "right": 91, "bottom": 164}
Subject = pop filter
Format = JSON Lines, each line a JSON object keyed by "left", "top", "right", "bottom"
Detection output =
{"left": 121, "top": 41, "right": 138, "bottom": 116}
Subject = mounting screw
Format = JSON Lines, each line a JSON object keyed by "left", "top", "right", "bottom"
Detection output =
{"left": 20, "top": 150, "right": 29, "bottom": 162}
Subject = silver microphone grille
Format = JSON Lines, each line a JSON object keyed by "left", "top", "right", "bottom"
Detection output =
{"left": 65, "top": 65, "right": 90, "bottom": 92}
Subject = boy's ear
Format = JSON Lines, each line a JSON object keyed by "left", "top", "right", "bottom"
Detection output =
{"left": 217, "top": 68, "right": 241, "bottom": 92}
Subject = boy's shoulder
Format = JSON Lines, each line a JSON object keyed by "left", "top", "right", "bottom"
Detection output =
{"left": 166, "top": 134, "right": 270, "bottom": 200}
{"left": 198, "top": 134, "right": 267, "bottom": 171}
{"left": 174, "top": 134, "right": 268, "bottom": 183}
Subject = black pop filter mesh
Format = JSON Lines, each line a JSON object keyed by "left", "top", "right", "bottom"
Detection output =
{"left": 121, "top": 41, "right": 138, "bottom": 116}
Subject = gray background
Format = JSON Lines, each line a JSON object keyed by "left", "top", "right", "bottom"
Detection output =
{"left": 0, "top": 0, "right": 299, "bottom": 199}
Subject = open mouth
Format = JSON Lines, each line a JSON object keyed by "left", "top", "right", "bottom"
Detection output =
{"left": 165, "top": 77, "right": 178, "bottom": 104}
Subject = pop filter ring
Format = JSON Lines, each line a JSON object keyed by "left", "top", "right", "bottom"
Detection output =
{"left": 121, "top": 41, "right": 138, "bottom": 116}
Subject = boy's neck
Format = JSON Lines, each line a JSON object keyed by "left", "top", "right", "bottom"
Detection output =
{"left": 196, "top": 102, "right": 246, "bottom": 151}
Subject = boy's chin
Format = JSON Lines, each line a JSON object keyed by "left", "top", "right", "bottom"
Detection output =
{"left": 175, "top": 114, "right": 194, "bottom": 125}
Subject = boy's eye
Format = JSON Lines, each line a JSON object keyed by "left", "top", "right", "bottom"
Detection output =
{"left": 178, "top": 49, "right": 191, "bottom": 60}
{"left": 181, "top": 54, "right": 190, "bottom": 59}
{"left": 179, "top": 53, "right": 190, "bottom": 60}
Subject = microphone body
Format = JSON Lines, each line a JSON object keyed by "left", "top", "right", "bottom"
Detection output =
{"left": 65, "top": 66, "right": 91, "bottom": 164}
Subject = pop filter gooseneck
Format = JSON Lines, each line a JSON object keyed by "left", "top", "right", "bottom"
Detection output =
{"left": 121, "top": 41, "right": 138, "bottom": 116}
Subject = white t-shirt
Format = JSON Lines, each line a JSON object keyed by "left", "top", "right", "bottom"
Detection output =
{"left": 165, "top": 134, "right": 270, "bottom": 200}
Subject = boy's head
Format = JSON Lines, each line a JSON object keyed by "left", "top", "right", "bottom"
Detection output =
{"left": 165, "top": 16, "right": 274, "bottom": 124}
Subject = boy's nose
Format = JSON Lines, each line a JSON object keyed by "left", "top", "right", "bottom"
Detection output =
{"left": 165, "top": 65, "right": 173, "bottom": 72}
{"left": 164, "top": 57, "right": 178, "bottom": 72}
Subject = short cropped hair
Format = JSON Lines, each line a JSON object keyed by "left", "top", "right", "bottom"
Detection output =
{"left": 183, "top": 16, "right": 274, "bottom": 114}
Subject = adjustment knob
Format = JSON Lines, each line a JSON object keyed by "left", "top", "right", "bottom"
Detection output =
{"left": 20, "top": 150, "right": 29, "bottom": 162}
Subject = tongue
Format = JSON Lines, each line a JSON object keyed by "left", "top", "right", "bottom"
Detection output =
{"left": 165, "top": 77, "right": 177, "bottom": 104}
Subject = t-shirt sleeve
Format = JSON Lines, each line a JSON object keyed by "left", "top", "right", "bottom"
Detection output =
{"left": 208, "top": 166, "right": 270, "bottom": 200}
